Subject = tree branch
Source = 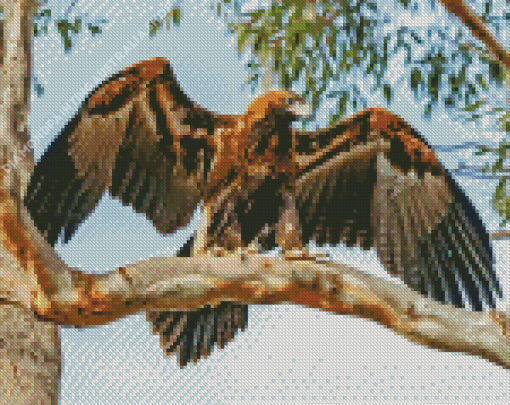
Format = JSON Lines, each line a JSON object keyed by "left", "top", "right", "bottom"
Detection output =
{"left": 490, "top": 230, "right": 510, "bottom": 239}
{"left": 439, "top": 0, "right": 510, "bottom": 71}
{"left": 1, "top": 183, "right": 508, "bottom": 370}
{"left": 126, "top": 256, "right": 509, "bottom": 370}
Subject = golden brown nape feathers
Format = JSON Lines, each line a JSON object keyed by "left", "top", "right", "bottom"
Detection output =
{"left": 204, "top": 90, "right": 311, "bottom": 203}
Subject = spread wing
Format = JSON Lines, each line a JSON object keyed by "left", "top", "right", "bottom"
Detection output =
{"left": 293, "top": 108, "right": 502, "bottom": 311}
{"left": 25, "top": 58, "right": 215, "bottom": 245}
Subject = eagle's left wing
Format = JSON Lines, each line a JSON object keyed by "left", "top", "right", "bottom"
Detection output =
{"left": 293, "top": 108, "right": 502, "bottom": 311}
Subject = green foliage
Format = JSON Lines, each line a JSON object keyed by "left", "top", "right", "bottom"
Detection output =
{"left": 149, "top": 7, "right": 181, "bottom": 36}
{"left": 88, "top": 24, "right": 102, "bottom": 35}
{"left": 216, "top": 1, "right": 505, "bottom": 121}
{"left": 216, "top": 0, "right": 386, "bottom": 119}
{"left": 56, "top": 19, "right": 82, "bottom": 51}
{"left": 31, "top": 2, "right": 107, "bottom": 96}
{"left": 149, "top": 19, "right": 162, "bottom": 35}
{"left": 492, "top": 138, "right": 510, "bottom": 225}
{"left": 473, "top": 112, "right": 509, "bottom": 225}
{"left": 168, "top": 7, "right": 181, "bottom": 28}
{"left": 383, "top": 84, "right": 392, "bottom": 104}
{"left": 502, "top": 112, "right": 510, "bottom": 133}
{"left": 214, "top": 0, "right": 504, "bottom": 126}
{"left": 33, "top": 2, "right": 106, "bottom": 50}
{"left": 410, "top": 68, "right": 422, "bottom": 95}
{"left": 34, "top": 83, "right": 44, "bottom": 98}
{"left": 493, "top": 179, "right": 509, "bottom": 226}
{"left": 34, "top": 8, "right": 52, "bottom": 37}
{"left": 463, "top": 99, "right": 486, "bottom": 113}
{"left": 489, "top": 59, "right": 505, "bottom": 85}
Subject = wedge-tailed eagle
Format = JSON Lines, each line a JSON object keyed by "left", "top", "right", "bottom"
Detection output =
{"left": 25, "top": 58, "right": 502, "bottom": 367}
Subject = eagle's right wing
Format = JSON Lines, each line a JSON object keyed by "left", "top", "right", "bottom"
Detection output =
{"left": 25, "top": 58, "right": 215, "bottom": 245}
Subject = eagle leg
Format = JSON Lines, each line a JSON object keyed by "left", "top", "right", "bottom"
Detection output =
{"left": 277, "top": 190, "right": 328, "bottom": 261}
{"left": 191, "top": 203, "right": 211, "bottom": 257}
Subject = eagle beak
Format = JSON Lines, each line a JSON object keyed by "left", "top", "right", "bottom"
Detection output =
{"left": 289, "top": 99, "right": 312, "bottom": 119}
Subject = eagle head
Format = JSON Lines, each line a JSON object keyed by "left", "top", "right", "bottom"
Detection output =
{"left": 246, "top": 91, "right": 311, "bottom": 125}
{"left": 244, "top": 91, "right": 311, "bottom": 154}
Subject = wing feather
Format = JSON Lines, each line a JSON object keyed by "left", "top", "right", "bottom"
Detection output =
{"left": 25, "top": 97, "right": 132, "bottom": 245}
{"left": 294, "top": 108, "right": 502, "bottom": 310}
{"left": 25, "top": 58, "right": 214, "bottom": 244}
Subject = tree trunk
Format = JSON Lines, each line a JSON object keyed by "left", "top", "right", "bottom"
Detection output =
{"left": 0, "top": 2, "right": 61, "bottom": 403}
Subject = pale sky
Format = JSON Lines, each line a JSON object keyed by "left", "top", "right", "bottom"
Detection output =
{"left": 27, "top": 0, "right": 509, "bottom": 403}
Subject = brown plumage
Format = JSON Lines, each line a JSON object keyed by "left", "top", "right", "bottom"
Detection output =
{"left": 25, "top": 58, "right": 502, "bottom": 368}
{"left": 24, "top": 58, "right": 309, "bottom": 366}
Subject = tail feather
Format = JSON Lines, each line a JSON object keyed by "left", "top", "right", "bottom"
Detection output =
{"left": 146, "top": 233, "right": 249, "bottom": 367}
